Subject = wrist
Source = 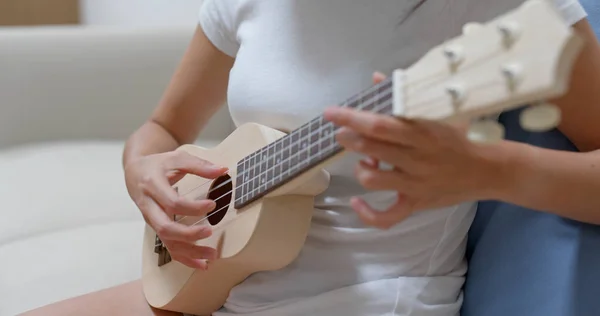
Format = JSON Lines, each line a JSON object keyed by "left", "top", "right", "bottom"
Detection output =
{"left": 472, "top": 140, "right": 536, "bottom": 201}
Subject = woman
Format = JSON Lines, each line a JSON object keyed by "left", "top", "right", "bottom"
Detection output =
{"left": 25, "top": 0, "right": 600, "bottom": 315}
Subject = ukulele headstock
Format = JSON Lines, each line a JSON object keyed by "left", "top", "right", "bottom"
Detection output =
{"left": 391, "top": 0, "right": 584, "bottom": 142}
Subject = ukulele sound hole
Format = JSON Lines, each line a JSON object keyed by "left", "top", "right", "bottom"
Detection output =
{"left": 206, "top": 174, "right": 232, "bottom": 226}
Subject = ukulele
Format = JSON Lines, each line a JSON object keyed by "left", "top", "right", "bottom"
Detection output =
{"left": 141, "top": 0, "right": 583, "bottom": 314}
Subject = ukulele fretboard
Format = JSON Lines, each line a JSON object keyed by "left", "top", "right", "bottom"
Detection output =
{"left": 234, "top": 77, "right": 395, "bottom": 209}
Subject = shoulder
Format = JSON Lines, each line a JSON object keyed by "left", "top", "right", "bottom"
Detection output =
{"left": 198, "top": 0, "right": 248, "bottom": 57}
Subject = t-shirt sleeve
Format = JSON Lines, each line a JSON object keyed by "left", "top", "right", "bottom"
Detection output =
{"left": 552, "top": 0, "right": 587, "bottom": 25}
{"left": 198, "top": 0, "right": 240, "bottom": 57}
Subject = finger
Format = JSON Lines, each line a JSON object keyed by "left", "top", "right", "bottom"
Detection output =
{"left": 323, "top": 107, "right": 422, "bottom": 146}
{"left": 169, "top": 252, "right": 210, "bottom": 270}
{"left": 351, "top": 196, "right": 413, "bottom": 229}
{"left": 361, "top": 156, "right": 380, "bottom": 168}
{"left": 142, "top": 197, "right": 214, "bottom": 242}
{"left": 141, "top": 173, "right": 217, "bottom": 217}
{"left": 165, "top": 169, "right": 189, "bottom": 185}
{"left": 167, "top": 150, "right": 229, "bottom": 179}
{"left": 372, "top": 71, "right": 387, "bottom": 84}
{"left": 354, "top": 161, "right": 414, "bottom": 192}
{"left": 166, "top": 240, "right": 218, "bottom": 261}
{"left": 336, "top": 128, "right": 421, "bottom": 170}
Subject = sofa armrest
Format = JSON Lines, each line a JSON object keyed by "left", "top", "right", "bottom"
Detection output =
{"left": 0, "top": 25, "right": 234, "bottom": 150}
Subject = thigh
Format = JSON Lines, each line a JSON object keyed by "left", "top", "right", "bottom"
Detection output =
{"left": 20, "top": 280, "right": 182, "bottom": 316}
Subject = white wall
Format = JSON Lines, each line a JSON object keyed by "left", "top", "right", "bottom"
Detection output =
{"left": 80, "top": 0, "right": 203, "bottom": 27}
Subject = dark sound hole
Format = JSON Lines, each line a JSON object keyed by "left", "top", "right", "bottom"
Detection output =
{"left": 206, "top": 174, "right": 232, "bottom": 226}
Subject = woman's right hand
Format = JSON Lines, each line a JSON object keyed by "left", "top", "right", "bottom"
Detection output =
{"left": 124, "top": 150, "right": 229, "bottom": 269}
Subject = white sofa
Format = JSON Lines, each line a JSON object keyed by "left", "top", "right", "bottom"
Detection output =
{"left": 0, "top": 25, "right": 234, "bottom": 316}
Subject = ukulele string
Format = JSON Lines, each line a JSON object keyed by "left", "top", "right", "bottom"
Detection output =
{"left": 175, "top": 32, "right": 513, "bottom": 226}
{"left": 177, "top": 44, "right": 508, "bottom": 201}
{"left": 174, "top": 85, "right": 394, "bottom": 224}
{"left": 180, "top": 95, "right": 396, "bottom": 227}
{"left": 175, "top": 181, "right": 232, "bottom": 223}
{"left": 176, "top": 74, "right": 511, "bottom": 228}
{"left": 174, "top": 46, "right": 493, "bottom": 201}
{"left": 176, "top": 75, "right": 502, "bottom": 214}
{"left": 176, "top": 77, "right": 395, "bottom": 199}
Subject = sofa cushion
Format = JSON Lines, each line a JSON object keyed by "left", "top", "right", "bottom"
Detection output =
{"left": 0, "top": 140, "right": 219, "bottom": 315}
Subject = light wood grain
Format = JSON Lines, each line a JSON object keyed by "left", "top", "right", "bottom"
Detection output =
{"left": 0, "top": 0, "right": 79, "bottom": 26}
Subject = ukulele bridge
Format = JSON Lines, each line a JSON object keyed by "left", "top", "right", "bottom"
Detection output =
{"left": 154, "top": 234, "right": 172, "bottom": 266}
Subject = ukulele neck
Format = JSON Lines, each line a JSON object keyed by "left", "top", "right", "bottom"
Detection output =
{"left": 233, "top": 76, "right": 397, "bottom": 209}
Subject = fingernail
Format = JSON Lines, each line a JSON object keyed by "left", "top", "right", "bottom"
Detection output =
{"left": 362, "top": 157, "right": 378, "bottom": 168}
{"left": 200, "top": 226, "right": 213, "bottom": 235}
{"left": 213, "top": 165, "right": 228, "bottom": 171}
{"left": 208, "top": 201, "right": 217, "bottom": 210}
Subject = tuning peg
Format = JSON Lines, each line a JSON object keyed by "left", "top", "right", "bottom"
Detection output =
{"left": 520, "top": 102, "right": 561, "bottom": 132}
{"left": 443, "top": 45, "right": 464, "bottom": 69}
{"left": 462, "top": 22, "right": 483, "bottom": 35}
{"left": 446, "top": 83, "right": 467, "bottom": 106}
{"left": 501, "top": 62, "right": 523, "bottom": 90}
{"left": 497, "top": 21, "right": 521, "bottom": 48}
{"left": 467, "top": 120, "right": 505, "bottom": 143}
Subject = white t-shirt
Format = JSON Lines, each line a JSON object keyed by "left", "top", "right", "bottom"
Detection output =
{"left": 197, "top": 1, "right": 587, "bottom": 315}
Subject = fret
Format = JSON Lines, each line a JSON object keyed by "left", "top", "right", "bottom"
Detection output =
{"left": 240, "top": 154, "right": 251, "bottom": 204}
{"left": 235, "top": 157, "right": 245, "bottom": 202}
{"left": 309, "top": 118, "right": 321, "bottom": 163}
{"left": 361, "top": 88, "right": 377, "bottom": 111}
{"left": 319, "top": 118, "right": 335, "bottom": 155}
{"left": 251, "top": 150, "right": 261, "bottom": 202}
{"left": 346, "top": 95, "right": 361, "bottom": 109}
{"left": 374, "top": 90, "right": 394, "bottom": 115}
{"left": 274, "top": 137, "right": 283, "bottom": 183}
{"left": 281, "top": 134, "right": 291, "bottom": 177}
{"left": 239, "top": 153, "right": 249, "bottom": 204}
{"left": 266, "top": 142, "right": 275, "bottom": 188}
{"left": 289, "top": 129, "right": 300, "bottom": 168}
{"left": 298, "top": 124, "right": 309, "bottom": 165}
{"left": 245, "top": 154, "right": 252, "bottom": 202}
{"left": 259, "top": 147, "right": 267, "bottom": 193}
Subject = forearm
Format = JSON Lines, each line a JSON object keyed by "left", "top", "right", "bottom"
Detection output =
{"left": 122, "top": 120, "right": 181, "bottom": 168}
{"left": 487, "top": 140, "right": 600, "bottom": 225}
{"left": 122, "top": 26, "right": 233, "bottom": 169}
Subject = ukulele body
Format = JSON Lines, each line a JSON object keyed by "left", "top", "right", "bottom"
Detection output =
{"left": 141, "top": 122, "right": 331, "bottom": 316}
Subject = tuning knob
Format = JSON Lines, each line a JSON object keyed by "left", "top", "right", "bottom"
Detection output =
{"left": 520, "top": 102, "right": 561, "bottom": 132}
{"left": 462, "top": 22, "right": 483, "bottom": 35}
{"left": 497, "top": 21, "right": 521, "bottom": 48}
{"left": 467, "top": 120, "right": 505, "bottom": 143}
{"left": 443, "top": 45, "right": 464, "bottom": 68}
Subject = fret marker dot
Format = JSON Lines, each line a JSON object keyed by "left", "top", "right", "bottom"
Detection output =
{"left": 261, "top": 177, "right": 265, "bottom": 183}
{"left": 276, "top": 158, "right": 281, "bottom": 163}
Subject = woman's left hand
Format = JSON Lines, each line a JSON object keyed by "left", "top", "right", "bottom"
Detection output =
{"left": 323, "top": 73, "right": 504, "bottom": 229}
